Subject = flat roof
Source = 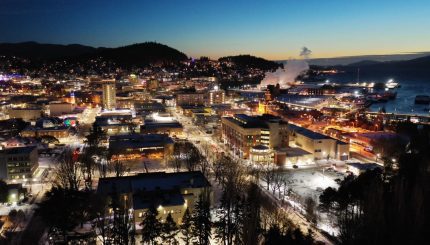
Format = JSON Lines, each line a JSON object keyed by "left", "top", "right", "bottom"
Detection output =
{"left": 109, "top": 133, "right": 174, "bottom": 150}
{"left": 288, "top": 124, "right": 330, "bottom": 140}
{"left": 0, "top": 146, "right": 36, "bottom": 155}
{"left": 224, "top": 114, "right": 282, "bottom": 129}
{"left": 277, "top": 147, "right": 312, "bottom": 157}
{"left": 142, "top": 121, "right": 183, "bottom": 130}
{"left": 97, "top": 171, "right": 210, "bottom": 196}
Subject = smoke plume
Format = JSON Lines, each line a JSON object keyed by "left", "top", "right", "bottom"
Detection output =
{"left": 259, "top": 47, "right": 312, "bottom": 88}
{"left": 300, "top": 47, "right": 312, "bottom": 59}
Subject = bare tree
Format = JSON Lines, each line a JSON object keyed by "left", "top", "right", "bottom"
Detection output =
{"left": 168, "top": 143, "right": 184, "bottom": 172}
{"left": 185, "top": 143, "right": 201, "bottom": 172}
{"left": 55, "top": 148, "right": 81, "bottom": 190}
{"left": 110, "top": 159, "right": 126, "bottom": 177}
{"left": 305, "top": 197, "right": 317, "bottom": 224}
{"left": 273, "top": 171, "right": 286, "bottom": 199}
{"left": 261, "top": 166, "right": 275, "bottom": 191}
{"left": 198, "top": 142, "right": 212, "bottom": 177}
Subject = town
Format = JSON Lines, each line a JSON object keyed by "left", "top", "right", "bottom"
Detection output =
{"left": 1, "top": 1, "right": 430, "bottom": 244}
{"left": 0, "top": 49, "right": 428, "bottom": 244}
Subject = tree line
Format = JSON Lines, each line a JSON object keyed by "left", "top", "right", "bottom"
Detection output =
{"left": 319, "top": 124, "right": 430, "bottom": 244}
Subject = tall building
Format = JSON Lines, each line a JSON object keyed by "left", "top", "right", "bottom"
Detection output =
{"left": 102, "top": 79, "right": 116, "bottom": 110}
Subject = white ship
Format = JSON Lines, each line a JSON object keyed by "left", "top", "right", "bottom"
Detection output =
{"left": 386, "top": 79, "right": 400, "bottom": 89}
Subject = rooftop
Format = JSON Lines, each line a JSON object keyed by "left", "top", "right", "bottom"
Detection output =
{"left": 288, "top": 124, "right": 330, "bottom": 140}
{"left": 277, "top": 147, "right": 312, "bottom": 157}
{"left": 0, "top": 146, "right": 36, "bottom": 155}
{"left": 133, "top": 190, "right": 185, "bottom": 209}
{"left": 97, "top": 171, "right": 210, "bottom": 196}
{"left": 224, "top": 113, "right": 282, "bottom": 129}
{"left": 109, "top": 133, "right": 174, "bottom": 150}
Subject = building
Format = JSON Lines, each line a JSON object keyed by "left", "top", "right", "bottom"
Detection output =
{"left": 221, "top": 114, "right": 289, "bottom": 159}
{"left": 95, "top": 111, "right": 135, "bottom": 136}
{"left": 109, "top": 134, "right": 174, "bottom": 160}
{"left": 176, "top": 92, "right": 206, "bottom": 106}
{"left": 97, "top": 171, "right": 212, "bottom": 225}
{"left": 8, "top": 108, "right": 42, "bottom": 122}
{"left": 141, "top": 114, "right": 183, "bottom": 137}
{"left": 146, "top": 79, "right": 159, "bottom": 91}
{"left": 135, "top": 102, "right": 166, "bottom": 116}
{"left": 249, "top": 145, "right": 273, "bottom": 165}
{"left": 274, "top": 147, "right": 314, "bottom": 167}
{"left": 287, "top": 124, "right": 349, "bottom": 160}
{"left": 176, "top": 89, "right": 225, "bottom": 106}
{"left": 20, "top": 125, "right": 71, "bottom": 139}
{"left": 207, "top": 89, "right": 225, "bottom": 105}
{"left": 1, "top": 137, "right": 37, "bottom": 149}
{"left": 20, "top": 117, "right": 72, "bottom": 139}
{"left": 49, "top": 102, "right": 75, "bottom": 116}
{"left": 102, "top": 79, "right": 116, "bottom": 110}
{"left": 0, "top": 146, "right": 38, "bottom": 180}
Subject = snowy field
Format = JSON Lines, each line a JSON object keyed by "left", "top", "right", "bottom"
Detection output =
{"left": 282, "top": 168, "right": 344, "bottom": 203}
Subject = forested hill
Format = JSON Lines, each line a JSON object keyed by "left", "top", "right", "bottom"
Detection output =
{"left": 219, "top": 54, "right": 282, "bottom": 70}
{"left": 0, "top": 41, "right": 188, "bottom": 66}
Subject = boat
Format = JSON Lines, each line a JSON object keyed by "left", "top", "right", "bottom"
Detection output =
{"left": 386, "top": 79, "right": 401, "bottom": 89}
{"left": 415, "top": 95, "right": 430, "bottom": 104}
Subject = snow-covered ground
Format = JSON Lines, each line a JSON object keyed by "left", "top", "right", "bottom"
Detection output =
{"left": 259, "top": 167, "right": 345, "bottom": 237}
{"left": 282, "top": 168, "right": 342, "bottom": 202}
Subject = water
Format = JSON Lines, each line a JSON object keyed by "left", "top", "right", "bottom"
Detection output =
{"left": 368, "top": 81, "right": 430, "bottom": 115}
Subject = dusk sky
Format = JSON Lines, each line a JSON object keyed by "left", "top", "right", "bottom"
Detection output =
{"left": 1, "top": 0, "right": 429, "bottom": 60}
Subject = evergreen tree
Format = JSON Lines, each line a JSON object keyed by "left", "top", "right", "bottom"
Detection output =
{"left": 141, "top": 205, "right": 162, "bottom": 245}
{"left": 180, "top": 208, "right": 193, "bottom": 245}
{"left": 191, "top": 193, "right": 211, "bottom": 245}
{"left": 161, "top": 213, "right": 178, "bottom": 244}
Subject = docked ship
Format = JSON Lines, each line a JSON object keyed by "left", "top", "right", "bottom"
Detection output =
{"left": 385, "top": 79, "right": 401, "bottom": 89}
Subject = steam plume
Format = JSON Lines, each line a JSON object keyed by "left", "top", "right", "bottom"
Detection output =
{"left": 259, "top": 47, "right": 312, "bottom": 88}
